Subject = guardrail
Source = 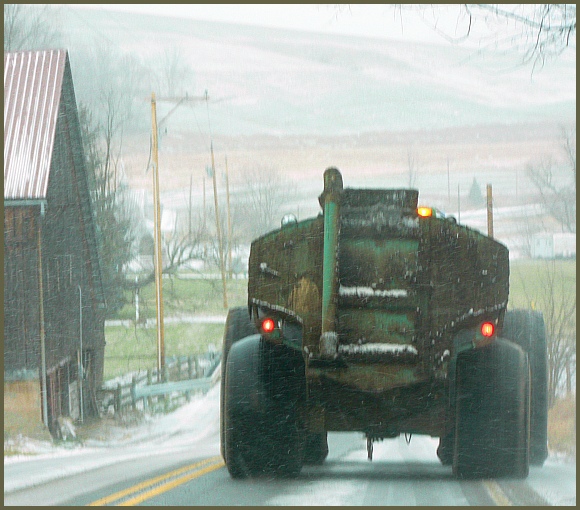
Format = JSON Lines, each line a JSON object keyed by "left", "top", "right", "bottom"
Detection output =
{"left": 99, "top": 352, "right": 220, "bottom": 415}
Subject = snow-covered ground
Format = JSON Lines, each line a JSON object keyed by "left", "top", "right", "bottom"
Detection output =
{"left": 4, "top": 381, "right": 221, "bottom": 494}
{"left": 4, "top": 377, "right": 576, "bottom": 505}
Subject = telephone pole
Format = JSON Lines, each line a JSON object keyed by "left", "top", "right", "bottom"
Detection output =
{"left": 486, "top": 183, "right": 494, "bottom": 238}
{"left": 148, "top": 92, "right": 209, "bottom": 379}
{"left": 151, "top": 93, "right": 165, "bottom": 380}
{"left": 225, "top": 156, "right": 233, "bottom": 278}
{"left": 210, "top": 144, "right": 228, "bottom": 308}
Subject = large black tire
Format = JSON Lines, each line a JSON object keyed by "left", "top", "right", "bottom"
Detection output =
{"left": 222, "top": 307, "right": 257, "bottom": 361}
{"left": 303, "top": 432, "right": 329, "bottom": 465}
{"left": 223, "top": 335, "right": 304, "bottom": 478}
{"left": 453, "top": 339, "right": 530, "bottom": 479}
{"left": 438, "top": 352, "right": 458, "bottom": 466}
{"left": 223, "top": 335, "right": 264, "bottom": 478}
{"left": 501, "top": 309, "right": 549, "bottom": 466}
{"left": 220, "top": 307, "right": 257, "bottom": 461}
{"left": 437, "top": 432, "right": 454, "bottom": 466}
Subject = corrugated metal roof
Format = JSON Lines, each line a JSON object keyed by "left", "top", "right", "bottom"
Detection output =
{"left": 4, "top": 49, "right": 67, "bottom": 200}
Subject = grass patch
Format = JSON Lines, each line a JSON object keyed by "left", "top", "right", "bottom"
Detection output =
{"left": 115, "top": 275, "right": 248, "bottom": 321}
{"left": 104, "top": 275, "right": 248, "bottom": 379}
{"left": 508, "top": 259, "right": 576, "bottom": 310}
{"left": 104, "top": 323, "right": 226, "bottom": 379}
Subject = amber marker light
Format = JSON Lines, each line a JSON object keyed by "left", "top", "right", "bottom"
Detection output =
{"left": 417, "top": 207, "right": 433, "bottom": 218}
{"left": 480, "top": 321, "right": 495, "bottom": 337}
{"left": 262, "top": 318, "right": 276, "bottom": 333}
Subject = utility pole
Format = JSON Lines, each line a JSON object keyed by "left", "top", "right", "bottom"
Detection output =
{"left": 225, "top": 155, "right": 233, "bottom": 278}
{"left": 457, "top": 183, "right": 461, "bottom": 224}
{"left": 146, "top": 92, "right": 209, "bottom": 379}
{"left": 151, "top": 93, "right": 165, "bottom": 380}
{"left": 203, "top": 175, "right": 207, "bottom": 260}
{"left": 189, "top": 174, "right": 193, "bottom": 239}
{"left": 211, "top": 143, "right": 228, "bottom": 308}
{"left": 202, "top": 176, "right": 207, "bottom": 231}
{"left": 447, "top": 157, "right": 451, "bottom": 203}
{"left": 486, "top": 183, "right": 494, "bottom": 238}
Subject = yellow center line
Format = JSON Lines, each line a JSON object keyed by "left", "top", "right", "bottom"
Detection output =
{"left": 87, "top": 456, "right": 224, "bottom": 506}
{"left": 483, "top": 480, "right": 513, "bottom": 506}
{"left": 119, "top": 461, "right": 225, "bottom": 506}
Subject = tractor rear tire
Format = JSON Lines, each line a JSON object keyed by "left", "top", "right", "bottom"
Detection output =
{"left": 453, "top": 339, "right": 530, "bottom": 479}
{"left": 437, "top": 432, "right": 454, "bottom": 466}
{"left": 220, "top": 307, "right": 257, "bottom": 461}
{"left": 223, "top": 336, "right": 304, "bottom": 478}
{"left": 303, "top": 432, "right": 329, "bottom": 465}
{"left": 501, "top": 309, "right": 549, "bottom": 466}
{"left": 223, "top": 336, "right": 264, "bottom": 478}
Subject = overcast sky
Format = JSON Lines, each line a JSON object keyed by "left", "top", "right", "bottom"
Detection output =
{"left": 68, "top": 4, "right": 475, "bottom": 45}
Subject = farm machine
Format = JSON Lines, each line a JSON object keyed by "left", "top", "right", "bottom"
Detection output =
{"left": 220, "top": 167, "right": 548, "bottom": 479}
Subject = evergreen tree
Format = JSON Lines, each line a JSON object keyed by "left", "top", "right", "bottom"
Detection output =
{"left": 78, "top": 105, "right": 138, "bottom": 317}
{"left": 468, "top": 178, "right": 485, "bottom": 208}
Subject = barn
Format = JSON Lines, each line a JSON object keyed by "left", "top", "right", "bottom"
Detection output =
{"left": 4, "top": 49, "right": 106, "bottom": 438}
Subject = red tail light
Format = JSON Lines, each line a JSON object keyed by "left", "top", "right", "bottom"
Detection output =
{"left": 480, "top": 322, "right": 495, "bottom": 337}
{"left": 261, "top": 318, "right": 276, "bottom": 334}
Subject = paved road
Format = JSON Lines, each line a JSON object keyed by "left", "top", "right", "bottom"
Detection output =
{"left": 5, "top": 430, "right": 568, "bottom": 506}
{"left": 5, "top": 384, "right": 575, "bottom": 506}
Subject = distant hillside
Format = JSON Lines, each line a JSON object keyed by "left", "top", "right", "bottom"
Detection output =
{"left": 60, "top": 6, "right": 575, "bottom": 137}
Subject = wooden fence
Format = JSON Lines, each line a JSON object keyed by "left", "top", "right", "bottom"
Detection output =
{"left": 99, "top": 352, "right": 220, "bottom": 415}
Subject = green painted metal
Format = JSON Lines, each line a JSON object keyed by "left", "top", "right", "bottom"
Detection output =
{"left": 320, "top": 168, "right": 343, "bottom": 339}
{"left": 338, "top": 310, "right": 415, "bottom": 345}
{"left": 321, "top": 199, "right": 339, "bottom": 334}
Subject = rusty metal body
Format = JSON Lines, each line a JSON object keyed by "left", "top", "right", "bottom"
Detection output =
{"left": 247, "top": 168, "right": 509, "bottom": 439}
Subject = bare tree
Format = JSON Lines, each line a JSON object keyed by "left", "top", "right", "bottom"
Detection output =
{"left": 133, "top": 202, "right": 210, "bottom": 290}
{"left": 337, "top": 4, "right": 575, "bottom": 69}
{"left": 153, "top": 46, "right": 195, "bottom": 98}
{"left": 516, "top": 207, "right": 551, "bottom": 259}
{"left": 71, "top": 43, "right": 147, "bottom": 135}
{"left": 164, "top": 210, "right": 205, "bottom": 276}
{"left": 239, "top": 165, "right": 296, "bottom": 239}
{"left": 4, "top": 4, "right": 63, "bottom": 52}
{"left": 527, "top": 125, "right": 576, "bottom": 233}
{"left": 408, "top": 4, "right": 576, "bottom": 68}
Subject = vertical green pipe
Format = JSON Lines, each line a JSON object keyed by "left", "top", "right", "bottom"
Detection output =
{"left": 321, "top": 200, "right": 338, "bottom": 332}
{"left": 320, "top": 168, "right": 343, "bottom": 356}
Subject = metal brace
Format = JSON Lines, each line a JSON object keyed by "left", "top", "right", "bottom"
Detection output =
{"left": 367, "top": 437, "right": 374, "bottom": 461}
